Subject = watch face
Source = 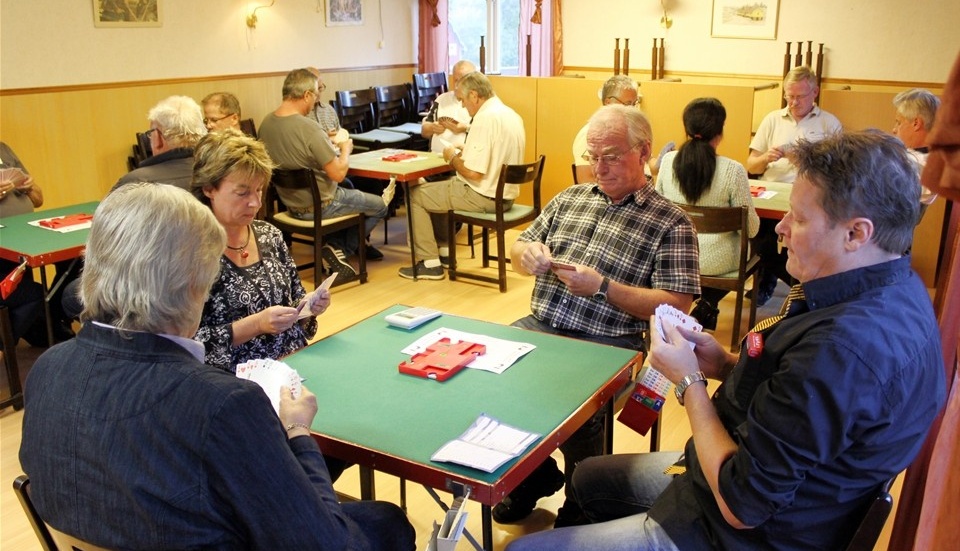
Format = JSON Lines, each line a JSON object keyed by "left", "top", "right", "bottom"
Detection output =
{"left": 593, "top": 291, "right": 607, "bottom": 302}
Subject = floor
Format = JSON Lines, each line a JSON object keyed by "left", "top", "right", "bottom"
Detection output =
{"left": 1, "top": 217, "right": 895, "bottom": 550}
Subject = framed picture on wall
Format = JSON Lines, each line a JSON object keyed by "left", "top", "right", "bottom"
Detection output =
{"left": 93, "top": 0, "right": 162, "bottom": 28}
{"left": 326, "top": 0, "right": 363, "bottom": 27}
{"left": 711, "top": 1, "right": 779, "bottom": 40}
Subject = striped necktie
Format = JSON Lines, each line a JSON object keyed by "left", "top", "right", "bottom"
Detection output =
{"left": 750, "top": 284, "right": 807, "bottom": 333}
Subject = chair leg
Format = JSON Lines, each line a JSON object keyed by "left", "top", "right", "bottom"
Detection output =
{"left": 447, "top": 216, "right": 459, "bottom": 281}
{"left": 468, "top": 224, "right": 475, "bottom": 258}
{"left": 731, "top": 287, "right": 744, "bottom": 352}
{"left": 0, "top": 306, "right": 24, "bottom": 411}
{"left": 496, "top": 229, "right": 508, "bottom": 293}
{"left": 481, "top": 228, "right": 491, "bottom": 268}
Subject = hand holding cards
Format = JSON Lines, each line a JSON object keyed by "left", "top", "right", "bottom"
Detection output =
{"left": 655, "top": 304, "right": 702, "bottom": 349}
{"left": 236, "top": 359, "right": 302, "bottom": 415}
{"left": 296, "top": 272, "right": 337, "bottom": 319}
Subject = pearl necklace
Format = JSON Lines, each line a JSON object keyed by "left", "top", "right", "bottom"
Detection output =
{"left": 226, "top": 225, "right": 251, "bottom": 259}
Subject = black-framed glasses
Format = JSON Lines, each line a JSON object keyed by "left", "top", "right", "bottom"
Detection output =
{"left": 581, "top": 142, "right": 643, "bottom": 166}
{"left": 203, "top": 113, "right": 235, "bottom": 125}
{"left": 143, "top": 127, "right": 160, "bottom": 139}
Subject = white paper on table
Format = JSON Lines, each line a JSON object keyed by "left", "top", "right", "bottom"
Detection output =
{"left": 28, "top": 217, "right": 92, "bottom": 233}
{"left": 754, "top": 190, "right": 777, "bottom": 200}
{"left": 402, "top": 327, "right": 536, "bottom": 374}
{"left": 235, "top": 358, "right": 302, "bottom": 415}
{"left": 296, "top": 272, "right": 337, "bottom": 319}
{"left": 431, "top": 413, "right": 540, "bottom": 473}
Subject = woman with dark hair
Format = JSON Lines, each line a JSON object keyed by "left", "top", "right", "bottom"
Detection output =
{"left": 656, "top": 98, "right": 759, "bottom": 330}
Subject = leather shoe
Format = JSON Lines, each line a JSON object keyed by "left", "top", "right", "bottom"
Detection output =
{"left": 492, "top": 457, "right": 565, "bottom": 523}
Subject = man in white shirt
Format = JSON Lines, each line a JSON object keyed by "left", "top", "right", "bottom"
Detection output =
{"left": 892, "top": 88, "right": 940, "bottom": 205}
{"left": 399, "top": 71, "right": 525, "bottom": 280}
{"left": 420, "top": 60, "right": 475, "bottom": 154}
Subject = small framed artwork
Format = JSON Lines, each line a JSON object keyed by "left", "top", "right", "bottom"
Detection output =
{"left": 93, "top": 0, "right": 162, "bottom": 28}
{"left": 711, "top": 0, "right": 779, "bottom": 40}
{"left": 326, "top": 0, "right": 363, "bottom": 27}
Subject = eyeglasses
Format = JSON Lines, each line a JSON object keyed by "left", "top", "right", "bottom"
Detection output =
{"left": 317, "top": 83, "right": 327, "bottom": 92}
{"left": 143, "top": 127, "right": 159, "bottom": 139}
{"left": 202, "top": 113, "right": 234, "bottom": 125}
{"left": 783, "top": 91, "right": 814, "bottom": 103}
{"left": 582, "top": 142, "right": 643, "bottom": 166}
{"left": 606, "top": 96, "right": 639, "bottom": 107}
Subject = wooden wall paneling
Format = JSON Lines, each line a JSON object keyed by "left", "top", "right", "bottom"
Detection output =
{"left": 535, "top": 77, "right": 607, "bottom": 202}
{"left": 486, "top": 76, "right": 540, "bottom": 205}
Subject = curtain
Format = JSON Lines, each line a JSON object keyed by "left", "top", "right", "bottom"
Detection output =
{"left": 518, "top": 0, "right": 553, "bottom": 76}
{"left": 418, "top": 0, "right": 448, "bottom": 73}
{"left": 552, "top": 0, "right": 563, "bottom": 75}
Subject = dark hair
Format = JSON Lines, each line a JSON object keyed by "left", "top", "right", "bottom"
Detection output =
{"left": 791, "top": 130, "right": 920, "bottom": 254}
{"left": 673, "top": 98, "right": 726, "bottom": 203}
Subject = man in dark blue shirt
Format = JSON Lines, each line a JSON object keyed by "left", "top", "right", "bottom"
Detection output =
{"left": 505, "top": 131, "right": 946, "bottom": 551}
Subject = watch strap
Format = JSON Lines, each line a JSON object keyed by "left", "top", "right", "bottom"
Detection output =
{"left": 674, "top": 371, "right": 707, "bottom": 405}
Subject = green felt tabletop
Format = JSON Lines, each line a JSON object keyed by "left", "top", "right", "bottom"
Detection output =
{"left": 0, "top": 201, "right": 98, "bottom": 266}
{"left": 347, "top": 150, "right": 450, "bottom": 182}
{"left": 284, "top": 305, "right": 638, "bottom": 484}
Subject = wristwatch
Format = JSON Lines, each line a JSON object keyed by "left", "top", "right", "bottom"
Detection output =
{"left": 675, "top": 371, "right": 708, "bottom": 406}
{"left": 593, "top": 277, "right": 610, "bottom": 302}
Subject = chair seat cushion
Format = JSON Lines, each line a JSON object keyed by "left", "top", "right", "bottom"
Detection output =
{"left": 349, "top": 129, "right": 410, "bottom": 144}
{"left": 452, "top": 204, "right": 534, "bottom": 222}
{"left": 272, "top": 212, "right": 361, "bottom": 228}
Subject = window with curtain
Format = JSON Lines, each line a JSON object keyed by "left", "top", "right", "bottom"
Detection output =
{"left": 446, "top": 0, "right": 551, "bottom": 76}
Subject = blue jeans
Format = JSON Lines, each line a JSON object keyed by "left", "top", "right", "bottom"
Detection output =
{"left": 295, "top": 186, "right": 388, "bottom": 254}
{"left": 505, "top": 453, "right": 681, "bottom": 551}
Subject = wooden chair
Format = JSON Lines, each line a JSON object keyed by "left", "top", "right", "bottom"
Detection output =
{"left": 412, "top": 72, "right": 448, "bottom": 117}
{"left": 14, "top": 475, "right": 111, "bottom": 551}
{"left": 844, "top": 476, "right": 897, "bottom": 551}
{"left": 264, "top": 168, "right": 367, "bottom": 288}
{"left": 374, "top": 84, "right": 427, "bottom": 150}
{"left": 447, "top": 155, "right": 546, "bottom": 293}
{"left": 679, "top": 204, "right": 761, "bottom": 351}
{"left": 334, "top": 89, "right": 411, "bottom": 151}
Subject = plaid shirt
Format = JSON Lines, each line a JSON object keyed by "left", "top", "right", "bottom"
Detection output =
{"left": 517, "top": 183, "right": 700, "bottom": 337}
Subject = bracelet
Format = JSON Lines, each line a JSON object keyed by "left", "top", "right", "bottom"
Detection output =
{"left": 285, "top": 422, "right": 311, "bottom": 433}
{"left": 674, "top": 371, "right": 708, "bottom": 406}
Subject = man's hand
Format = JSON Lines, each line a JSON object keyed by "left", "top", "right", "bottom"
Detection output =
{"left": 517, "top": 241, "right": 553, "bottom": 275}
{"left": 552, "top": 264, "right": 605, "bottom": 298}
{"left": 338, "top": 139, "right": 354, "bottom": 157}
{"left": 279, "top": 385, "right": 318, "bottom": 439}
{"left": 649, "top": 315, "right": 702, "bottom": 384}
{"left": 650, "top": 315, "right": 735, "bottom": 381}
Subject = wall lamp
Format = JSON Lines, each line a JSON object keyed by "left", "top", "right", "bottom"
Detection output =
{"left": 246, "top": 0, "right": 276, "bottom": 28}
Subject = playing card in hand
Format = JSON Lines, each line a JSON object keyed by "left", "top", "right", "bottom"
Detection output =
{"left": 655, "top": 304, "right": 702, "bottom": 350}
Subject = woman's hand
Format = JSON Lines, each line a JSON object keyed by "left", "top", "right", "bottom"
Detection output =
{"left": 303, "top": 289, "right": 331, "bottom": 317}
{"left": 257, "top": 305, "right": 299, "bottom": 335}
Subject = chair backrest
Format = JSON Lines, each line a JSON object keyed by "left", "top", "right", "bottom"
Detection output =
{"left": 374, "top": 84, "right": 415, "bottom": 128}
{"left": 413, "top": 72, "right": 448, "bottom": 115}
{"left": 265, "top": 168, "right": 321, "bottom": 220}
{"left": 335, "top": 89, "right": 379, "bottom": 134}
{"left": 14, "top": 475, "right": 111, "bottom": 551}
{"left": 497, "top": 155, "right": 545, "bottom": 211}
{"left": 844, "top": 476, "right": 897, "bottom": 551}
{"left": 239, "top": 118, "right": 258, "bottom": 139}
{"left": 679, "top": 204, "right": 751, "bottom": 274}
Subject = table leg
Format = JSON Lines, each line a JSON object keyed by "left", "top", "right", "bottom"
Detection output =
{"left": 359, "top": 465, "right": 376, "bottom": 500}
{"left": 38, "top": 257, "right": 80, "bottom": 347}
{"left": 482, "top": 504, "right": 493, "bottom": 551}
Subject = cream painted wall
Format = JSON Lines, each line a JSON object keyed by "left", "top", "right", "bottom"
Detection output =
{"left": 0, "top": 0, "right": 417, "bottom": 89}
{"left": 562, "top": 0, "right": 960, "bottom": 83}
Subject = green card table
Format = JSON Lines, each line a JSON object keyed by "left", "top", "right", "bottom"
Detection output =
{"left": 347, "top": 150, "right": 451, "bottom": 278}
{"left": 284, "top": 305, "right": 639, "bottom": 550}
{"left": 0, "top": 201, "right": 97, "bottom": 345}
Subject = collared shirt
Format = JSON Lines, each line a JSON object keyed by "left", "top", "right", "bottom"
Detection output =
{"left": 650, "top": 256, "right": 946, "bottom": 550}
{"left": 424, "top": 91, "right": 471, "bottom": 154}
{"left": 517, "top": 183, "right": 700, "bottom": 337}
{"left": 749, "top": 105, "right": 842, "bottom": 183}
{"left": 458, "top": 95, "right": 525, "bottom": 199}
{"left": 90, "top": 320, "right": 205, "bottom": 362}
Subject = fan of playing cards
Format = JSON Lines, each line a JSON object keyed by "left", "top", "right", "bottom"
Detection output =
{"left": 235, "top": 359, "right": 302, "bottom": 415}
{"left": 654, "top": 304, "right": 703, "bottom": 350}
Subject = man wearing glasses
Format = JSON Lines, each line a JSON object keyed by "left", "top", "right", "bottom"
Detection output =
{"left": 747, "top": 66, "right": 841, "bottom": 183}
{"left": 201, "top": 92, "right": 242, "bottom": 133}
{"left": 497, "top": 104, "right": 700, "bottom": 527}
{"left": 305, "top": 67, "right": 349, "bottom": 146}
{"left": 747, "top": 66, "right": 841, "bottom": 305}
{"left": 112, "top": 95, "right": 207, "bottom": 193}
